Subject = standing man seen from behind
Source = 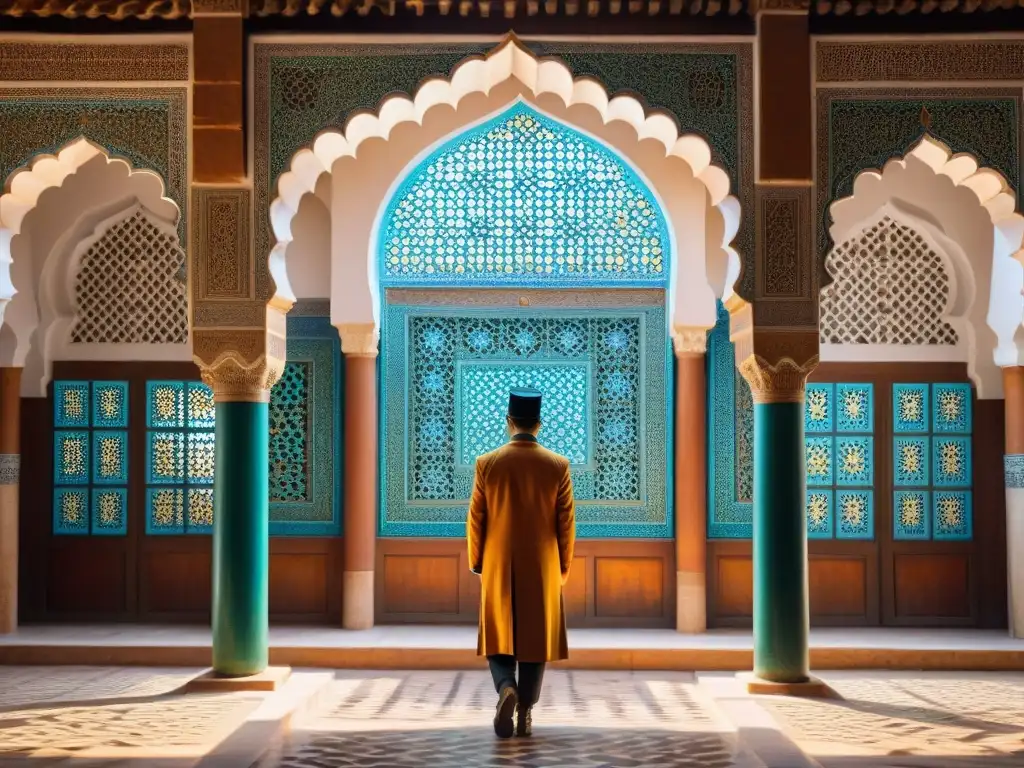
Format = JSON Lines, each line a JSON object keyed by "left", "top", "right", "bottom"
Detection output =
{"left": 467, "top": 387, "right": 576, "bottom": 739}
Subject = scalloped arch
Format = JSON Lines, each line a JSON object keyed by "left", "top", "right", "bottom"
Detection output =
{"left": 827, "top": 134, "right": 1024, "bottom": 399}
{"left": 269, "top": 36, "right": 741, "bottom": 329}
{"left": 0, "top": 137, "right": 180, "bottom": 329}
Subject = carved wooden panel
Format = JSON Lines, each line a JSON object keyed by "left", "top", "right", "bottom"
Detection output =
{"left": 382, "top": 554, "right": 461, "bottom": 615}
{"left": 594, "top": 557, "right": 664, "bottom": 618}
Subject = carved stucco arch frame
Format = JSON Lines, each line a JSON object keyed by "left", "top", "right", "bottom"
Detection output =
{"left": 826, "top": 135, "right": 1024, "bottom": 400}
{"left": 269, "top": 36, "right": 742, "bottom": 346}
{"left": 0, "top": 137, "right": 180, "bottom": 359}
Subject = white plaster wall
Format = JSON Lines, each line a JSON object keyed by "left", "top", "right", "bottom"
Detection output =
{"left": 2, "top": 153, "right": 185, "bottom": 396}
{"left": 325, "top": 84, "right": 722, "bottom": 334}
{"left": 285, "top": 173, "right": 332, "bottom": 300}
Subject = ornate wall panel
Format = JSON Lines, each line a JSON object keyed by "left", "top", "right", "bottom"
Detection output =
{"left": 0, "top": 41, "right": 190, "bottom": 82}
{"left": 381, "top": 301, "right": 670, "bottom": 538}
{"left": 0, "top": 88, "right": 188, "bottom": 242}
{"left": 268, "top": 311, "right": 343, "bottom": 536}
{"left": 253, "top": 39, "right": 754, "bottom": 297}
{"left": 706, "top": 301, "right": 754, "bottom": 538}
{"left": 816, "top": 89, "right": 1020, "bottom": 258}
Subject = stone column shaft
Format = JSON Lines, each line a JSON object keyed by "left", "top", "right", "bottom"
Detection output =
{"left": 738, "top": 352, "right": 816, "bottom": 684}
{"left": 0, "top": 367, "right": 21, "bottom": 635}
{"left": 212, "top": 394, "right": 270, "bottom": 676}
{"left": 340, "top": 324, "right": 379, "bottom": 631}
{"left": 1004, "top": 366, "right": 1024, "bottom": 638}
{"left": 673, "top": 331, "right": 708, "bottom": 633}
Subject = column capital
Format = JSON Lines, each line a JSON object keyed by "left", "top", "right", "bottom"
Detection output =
{"left": 193, "top": 327, "right": 285, "bottom": 402}
{"left": 737, "top": 353, "right": 818, "bottom": 405}
{"left": 337, "top": 323, "right": 379, "bottom": 358}
{"left": 671, "top": 326, "right": 708, "bottom": 358}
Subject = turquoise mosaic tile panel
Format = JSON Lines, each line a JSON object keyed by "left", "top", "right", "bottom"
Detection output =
{"left": 805, "top": 437, "right": 834, "bottom": 487}
{"left": 91, "top": 431, "right": 128, "bottom": 485}
{"left": 933, "top": 490, "right": 972, "bottom": 541}
{"left": 53, "top": 489, "right": 89, "bottom": 535}
{"left": 380, "top": 105, "right": 669, "bottom": 289}
{"left": 836, "top": 490, "right": 873, "bottom": 540}
{"left": 187, "top": 488, "right": 214, "bottom": 534}
{"left": 54, "top": 381, "right": 90, "bottom": 428}
{"left": 186, "top": 383, "right": 215, "bottom": 429}
{"left": 805, "top": 384, "right": 833, "bottom": 434}
{"left": 933, "top": 436, "right": 971, "bottom": 487}
{"left": 893, "top": 384, "right": 929, "bottom": 433}
{"left": 835, "top": 436, "right": 873, "bottom": 487}
{"left": 146, "top": 431, "right": 185, "bottom": 485}
{"left": 91, "top": 488, "right": 128, "bottom": 536}
{"left": 707, "top": 302, "right": 753, "bottom": 538}
{"left": 54, "top": 431, "right": 89, "bottom": 485}
{"left": 91, "top": 382, "right": 129, "bottom": 429}
{"left": 147, "top": 381, "right": 185, "bottom": 429}
{"left": 456, "top": 362, "right": 591, "bottom": 468}
{"left": 146, "top": 487, "right": 185, "bottom": 535}
{"left": 894, "top": 490, "right": 931, "bottom": 540}
{"left": 805, "top": 489, "right": 834, "bottom": 539}
{"left": 382, "top": 304, "right": 668, "bottom": 538}
{"left": 894, "top": 437, "right": 929, "bottom": 487}
{"left": 932, "top": 383, "right": 972, "bottom": 434}
{"left": 836, "top": 383, "right": 872, "bottom": 433}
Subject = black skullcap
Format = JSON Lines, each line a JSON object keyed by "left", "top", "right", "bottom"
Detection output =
{"left": 508, "top": 387, "right": 542, "bottom": 421}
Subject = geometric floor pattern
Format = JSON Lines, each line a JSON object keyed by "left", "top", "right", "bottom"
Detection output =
{"left": 0, "top": 666, "right": 263, "bottom": 764}
{"left": 761, "top": 671, "right": 1024, "bottom": 768}
{"left": 259, "top": 670, "right": 749, "bottom": 768}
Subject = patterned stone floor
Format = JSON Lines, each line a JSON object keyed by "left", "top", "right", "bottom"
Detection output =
{"left": 0, "top": 666, "right": 264, "bottom": 765}
{"left": 759, "top": 671, "right": 1024, "bottom": 767}
{"left": 257, "top": 670, "right": 754, "bottom": 768}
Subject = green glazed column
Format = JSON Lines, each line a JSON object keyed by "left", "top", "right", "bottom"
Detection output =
{"left": 739, "top": 354, "right": 816, "bottom": 684}
{"left": 211, "top": 391, "right": 271, "bottom": 677}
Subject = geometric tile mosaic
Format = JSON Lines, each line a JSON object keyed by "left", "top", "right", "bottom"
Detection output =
{"left": 835, "top": 490, "right": 873, "bottom": 539}
{"left": 894, "top": 489, "right": 930, "bottom": 540}
{"left": 52, "top": 380, "right": 130, "bottom": 537}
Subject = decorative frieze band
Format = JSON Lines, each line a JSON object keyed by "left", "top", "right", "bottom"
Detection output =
{"left": 0, "top": 454, "right": 20, "bottom": 486}
{"left": 0, "top": 42, "right": 190, "bottom": 83}
{"left": 1006, "top": 454, "right": 1024, "bottom": 489}
{"left": 816, "top": 40, "right": 1024, "bottom": 84}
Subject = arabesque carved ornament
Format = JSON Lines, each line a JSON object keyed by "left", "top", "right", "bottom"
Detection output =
{"left": 671, "top": 326, "right": 709, "bottom": 357}
{"left": 337, "top": 323, "right": 379, "bottom": 358}
{"left": 737, "top": 354, "right": 819, "bottom": 404}
{"left": 193, "top": 326, "right": 286, "bottom": 402}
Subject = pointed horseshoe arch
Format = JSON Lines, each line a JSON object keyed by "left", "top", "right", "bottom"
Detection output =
{"left": 270, "top": 36, "right": 741, "bottom": 335}
{"left": 826, "top": 135, "right": 1024, "bottom": 399}
{"left": 0, "top": 137, "right": 179, "bottom": 331}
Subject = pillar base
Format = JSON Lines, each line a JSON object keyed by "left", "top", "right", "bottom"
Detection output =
{"left": 186, "top": 666, "right": 292, "bottom": 692}
{"left": 740, "top": 672, "right": 833, "bottom": 698}
{"left": 676, "top": 571, "right": 706, "bottom": 633}
{"left": 343, "top": 570, "right": 374, "bottom": 630}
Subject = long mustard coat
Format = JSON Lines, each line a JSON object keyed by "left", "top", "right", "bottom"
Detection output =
{"left": 467, "top": 437, "right": 576, "bottom": 663}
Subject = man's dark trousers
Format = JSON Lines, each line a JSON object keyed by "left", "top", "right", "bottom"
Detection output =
{"left": 487, "top": 654, "right": 545, "bottom": 707}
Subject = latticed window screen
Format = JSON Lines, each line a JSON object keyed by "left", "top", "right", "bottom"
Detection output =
{"left": 380, "top": 105, "right": 669, "bottom": 287}
{"left": 892, "top": 383, "right": 973, "bottom": 541}
{"left": 820, "top": 217, "right": 958, "bottom": 346}
{"left": 71, "top": 211, "right": 188, "bottom": 345}
{"left": 804, "top": 383, "right": 875, "bottom": 540}
{"left": 53, "top": 381, "right": 129, "bottom": 536}
{"left": 145, "top": 381, "right": 215, "bottom": 535}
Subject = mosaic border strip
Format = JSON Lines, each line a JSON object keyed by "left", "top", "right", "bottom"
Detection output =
{"left": 815, "top": 40, "right": 1024, "bottom": 84}
{"left": 0, "top": 41, "right": 190, "bottom": 82}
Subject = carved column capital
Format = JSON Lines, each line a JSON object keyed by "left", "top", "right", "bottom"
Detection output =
{"left": 671, "top": 326, "right": 708, "bottom": 358}
{"left": 193, "top": 324, "right": 286, "bottom": 402}
{"left": 337, "top": 323, "right": 380, "bottom": 358}
{"left": 737, "top": 353, "right": 818, "bottom": 405}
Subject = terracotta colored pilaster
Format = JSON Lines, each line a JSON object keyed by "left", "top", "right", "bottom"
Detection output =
{"left": 339, "top": 324, "right": 379, "bottom": 631}
{"left": 0, "top": 367, "right": 22, "bottom": 635}
{"left": 192, "top": 12, "right": 245, "bottom": 183}
{"left": 673, "top": 330, "right": 708, "bottom": 633}
{"left": 1003, "top": 366, "right": 1024, "bottom": 638}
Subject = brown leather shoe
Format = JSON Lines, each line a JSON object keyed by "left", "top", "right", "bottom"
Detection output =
{"left": 515, "top": 705, "right": 532, "bottom": 737}
{"left": 493, "top": 685, "right": 517, "bottom": 739}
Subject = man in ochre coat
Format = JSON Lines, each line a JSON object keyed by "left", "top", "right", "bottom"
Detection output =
{"left": 467, "top": 387, "right": 576, "bottom": 739}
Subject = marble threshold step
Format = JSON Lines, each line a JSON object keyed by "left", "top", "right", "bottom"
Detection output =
{"left": 0, "top": 625, "right": 1022, "bottom": 670}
